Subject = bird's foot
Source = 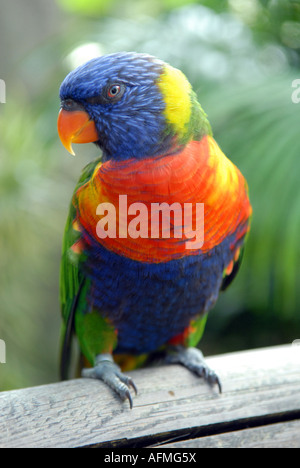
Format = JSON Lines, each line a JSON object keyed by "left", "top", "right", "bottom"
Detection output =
{"left": 81, "top": 354, "right": 138, "bottom": 408}
{"left": 166, "top": 346, "right": 222, "bottom": 394}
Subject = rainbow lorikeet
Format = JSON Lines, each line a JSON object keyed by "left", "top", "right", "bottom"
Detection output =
{"left": 57, "top": 52, "right": 252, "bottom": 408}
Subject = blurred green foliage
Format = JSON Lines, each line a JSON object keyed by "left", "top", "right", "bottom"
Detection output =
{"left": 57, "top": 0, "right": 113, "bottom": 15}
{"left": 0, "top": 0, "right": 299, "bottom": 390}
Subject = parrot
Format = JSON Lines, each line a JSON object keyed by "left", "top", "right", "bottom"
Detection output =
{"left": 57, "top": 52, "right": 252, "bottom": 408}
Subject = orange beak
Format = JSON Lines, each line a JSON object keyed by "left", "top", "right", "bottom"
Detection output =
{"left": 57, "top": 108, "right": 98, "bottom": 156}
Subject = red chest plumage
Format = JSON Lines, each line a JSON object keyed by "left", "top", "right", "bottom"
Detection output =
{"left": 74, "top": 136, "right": 252, "bottom": 263}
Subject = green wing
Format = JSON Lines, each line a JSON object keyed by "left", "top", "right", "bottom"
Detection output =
{"left": 59, "top": 158, "right": 101, "bottom": 380}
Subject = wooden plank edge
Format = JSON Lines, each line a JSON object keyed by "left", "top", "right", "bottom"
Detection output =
{"left": 158, "top": 419, "right": 300, "bottom": 448}
{"left": 84, "top": 410, "right": 300, "bottom": 448}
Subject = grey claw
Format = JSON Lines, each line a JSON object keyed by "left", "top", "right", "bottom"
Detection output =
{"left": 166, "top": 346, "right": 222, "bottom": 394}
{"left": 125, "top": 389, "right": 133, "bottom": 409}
{"left": 128, "top": 377, "right": 138, "bottom": 395}
{"left": 82, "top": 354, "right": 138, "bottom": 408}
{"left": 217, "top": 378, "right": 222, "bottom": 394}
{"left": 207, "top": 372, "right": 222, "bottom": 394}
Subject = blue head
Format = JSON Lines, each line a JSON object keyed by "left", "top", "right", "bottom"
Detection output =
{"left": 58, "top": 52, "right": 210, "bottom": 161}
{"left": 59, "top": 52, "right": 174, "bottom": 160}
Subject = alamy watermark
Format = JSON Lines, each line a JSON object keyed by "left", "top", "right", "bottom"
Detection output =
{"left": 0, "top": 79, "right": 6, "bottom": 104}
{"left": 95, "top": 195, "right": 204, "bottom": 249}
{"left": 0, "top": 339, "right": 6, "bottom": 363}
{"left": 291, "top": 79, "right": 300, "bottom": 104}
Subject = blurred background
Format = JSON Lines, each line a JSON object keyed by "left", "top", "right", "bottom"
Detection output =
{"left": 0, "top": 0, "right": 299, "bottom": 391}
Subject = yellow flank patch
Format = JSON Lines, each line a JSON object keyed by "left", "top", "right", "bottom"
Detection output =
{"left": 92, "top": 161, "right": 102, "bottom": 179}
{"left": 207, "top": 136, "right": 239, "bottom": 197}
{"left": 157, "top": 64, "right": 192, "bottom": 137}
{"left": 72, "top": 219, "right": 81, "bottom": 232}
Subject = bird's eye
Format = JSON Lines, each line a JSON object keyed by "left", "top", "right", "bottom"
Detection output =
{"left": 108, "top": 85, "right": 120, "bottom": 98}
{"left": 106, "top": 84, "right": 125, "bottom": 100}
{"left": 85, "top": 84, "right": 126, "bottom": 105}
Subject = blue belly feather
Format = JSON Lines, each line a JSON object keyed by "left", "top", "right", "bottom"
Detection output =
{"left": 80, "top": 231, "right": 238, "bottom": 355}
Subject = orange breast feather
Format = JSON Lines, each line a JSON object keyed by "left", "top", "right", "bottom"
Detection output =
{"left": 74, "top": 136, "right": 252, "bottom": 263}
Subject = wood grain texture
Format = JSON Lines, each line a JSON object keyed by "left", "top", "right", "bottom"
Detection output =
{"left": 0, "top": 345, "right": 299, "bottom": 448}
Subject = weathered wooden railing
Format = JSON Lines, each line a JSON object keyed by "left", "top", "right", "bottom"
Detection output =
{"left": 0, "top": 345, "right": 299, "bottom": 448}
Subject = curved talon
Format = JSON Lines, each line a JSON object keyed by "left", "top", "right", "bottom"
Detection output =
{"left": 166, "top": 346, "right": 222, "bottom": 394}
{"left": 81, "top": 354, "right": 138, "bottom": 408}
{"left": 125, "top": 389, "right": 133, "bottom": 410}
{"left": 216, "top": 377, "right": 222, "bottom": 394}
{"left": 128, "top": 377, "right": 138, "bottom": 395}
{"left": 207, "top": 371, "right": 222, "bottom": 394}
